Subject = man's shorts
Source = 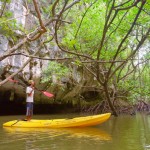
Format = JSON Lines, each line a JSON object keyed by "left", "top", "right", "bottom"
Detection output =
{"left": 26, "top": 102, "right": 33, "bottom": 116}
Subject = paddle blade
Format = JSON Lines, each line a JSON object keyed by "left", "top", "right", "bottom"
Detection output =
{"left": 42, "top": 91, "right": 54, "bottom": 98}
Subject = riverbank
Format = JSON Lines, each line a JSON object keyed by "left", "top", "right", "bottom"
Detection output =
{"left": 80, "top": 100, "right": 150, "bottom": 116}
{"left": 1, "top": 99, "right": 150, "bottom": 116}
{"left": 0, "top": 101, "right": 77, "bottom": 115}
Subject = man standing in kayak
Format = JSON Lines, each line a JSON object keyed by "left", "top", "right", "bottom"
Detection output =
{"left": 26, "top": 80, "right": 35, "bottom": 121}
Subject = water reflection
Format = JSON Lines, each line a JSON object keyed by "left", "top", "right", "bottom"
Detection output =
{"left": 3, "top": 127, "right": 111, "bottom": 141}
{"left": 2, "top": 127, "right": 111, "bottom": 150}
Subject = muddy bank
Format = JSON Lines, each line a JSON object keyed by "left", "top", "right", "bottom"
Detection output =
{"left": 80, "top": 100, "right": 150, "bottom": 116}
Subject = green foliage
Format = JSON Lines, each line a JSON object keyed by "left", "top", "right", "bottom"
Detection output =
{"left": 4, "top": 11, "right": 13, "bottom": 17}
{"left": 0, "top": 0, "right": 11, "bottom": 3}
{"left": 61, "top": 0, "right": 104, "bottom": 54}
{"left": 41, "top": 61, "right": 70, "bottom": 83}
{"left": 0, "top": 2, "right": 18, "bottom": 39}
{"left": 60, "top": 0, "right": 150, "bottom": 104}
{"left": 117, "top": 57, "right": 150, "bottom": 103}
{"left": 27, "top": 0, "right": 32, "bottom": 3}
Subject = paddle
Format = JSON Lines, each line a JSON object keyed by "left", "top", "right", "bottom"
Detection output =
{"left": 35, "top": 88, "right": 54, "bottom": 98}
{"left": 8, "top": 78, "right": 54, "bottom": 98}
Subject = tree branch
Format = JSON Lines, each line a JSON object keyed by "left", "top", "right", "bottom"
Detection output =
{"left": 107, "top": 1, "right": 146, "bottom": 80}
{"left": 0, "top": 43, "right": 44, "bottom": 86}
{"left": 109, "top": 27, "right": 150, "bottom": 80}
{"left": 27, "top": 0, "right": 47, "bottom": 41}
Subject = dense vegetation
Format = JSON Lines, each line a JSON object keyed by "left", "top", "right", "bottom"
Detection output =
{"left": 0, "top": 0, "right": 150, "bottom": 116}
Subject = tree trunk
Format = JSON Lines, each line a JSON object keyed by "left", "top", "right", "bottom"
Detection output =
{"left": 103, "top": 83, "right": 118, "bottom": 116}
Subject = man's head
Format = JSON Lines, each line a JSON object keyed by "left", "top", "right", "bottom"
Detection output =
{"left": 28, "top": 80, "right": 35, "bottom": 86}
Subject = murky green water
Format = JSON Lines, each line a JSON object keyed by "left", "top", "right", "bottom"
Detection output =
{"left": 0, "top": 113, "right": 150, "bottom": 150}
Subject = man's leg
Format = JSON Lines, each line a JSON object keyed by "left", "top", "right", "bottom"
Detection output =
{"left": 26, "top": 103, "right": 32, "bottom": 121}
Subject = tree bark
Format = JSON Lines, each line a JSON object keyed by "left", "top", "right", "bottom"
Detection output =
{"left": 103, "top": 82, "right": 118, "bottom": 116}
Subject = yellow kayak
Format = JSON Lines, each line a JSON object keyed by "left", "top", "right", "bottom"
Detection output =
{"left": 3, "top": 113, "right": 111, "bottom": 128}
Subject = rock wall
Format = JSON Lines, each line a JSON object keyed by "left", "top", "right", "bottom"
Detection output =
{"left": 0, "top": 0, "right": 95, "bottom": 104}
{"left": 0, "top": 0, "right": 55, "bottom": 102}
